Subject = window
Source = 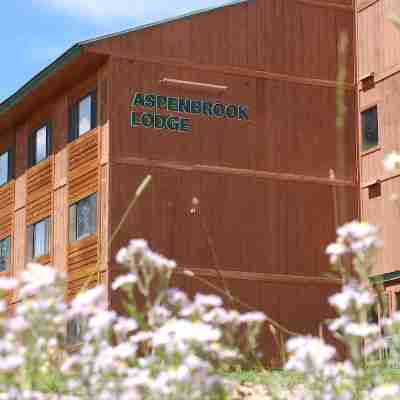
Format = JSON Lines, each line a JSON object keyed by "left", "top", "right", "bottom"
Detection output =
{"left": 27, "top": 218, "right": 51, "bottom": 261}
{"left": 0, "top": 237, "right": 11, "bottom": 272}
{"left": 69, "top": 90, "right": 97, "bottom": 141}
{"left": 66, "top": 318, "right": 84, "bottom": 346}
{"left": 0, "top": 150, "right": 13, "bottom": 187}
{"left": 368, "top": 182, "right": 381, "bottom": 199}
{"left": 362, "top": 106, "right": 379, "bottom": 152}
{"left": 69, "top": 194, "right": 97, "bottom": 242}
{"left": 28, "top": 123, "right": 52, "bottom": 167}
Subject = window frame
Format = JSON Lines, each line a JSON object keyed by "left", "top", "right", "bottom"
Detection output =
{"left": 28, "top": 122, "right": 52, "bottom": 167}
{"left": 69, "top": 89, "right": 97, "bottom": 142}
{"left": 0, "top": 148, "right": 13, "bottom": 188}
{"left": 0, "top": 236, "right": 11, "bottom": 273}
{"left": 69, "top": 193, "right": 97, "bottom": 243}
{"left": 361, "top": 104, "right": 380, "bottom": 154}
{"left": 27, "top": 217, "right": 51, "bottom": 262}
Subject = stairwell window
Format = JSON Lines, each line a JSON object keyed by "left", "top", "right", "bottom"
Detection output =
{"left": 69, "top": 193, "right": 97, "bottom": 242}
{"left": 362, "top": 106, "right": 379, "bottom": 152}
{"left": 0, "top": 237, "right": 11, "bottom": 272}
{"left": 0, "top": 150, "right": 13, "bottom": 187}
{"left": 69, "top": 90, "right": 97, "bottom": 142}
{"left": 28, "top": 123, "right": 52, "bottom": 167}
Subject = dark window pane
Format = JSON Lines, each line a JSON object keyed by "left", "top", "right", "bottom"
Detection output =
{"left": 0, "top": 237, "right": 10, "bottom": 272}
{"left": 35, "top": 126, "right": 47, "bottom": 164}
{"left": 76, "top": 194, "right": 97, "bottom": 240}
{"left": 0, "top": 152, "right": 9, "bottom": 186}
{"left": 66, "top": 318, "right": 84, "bottom": 346}
{"left": 78, "top": 95, "right": 91, "bottom": 136}
{"left": 33, "top": 218, "right": 50, "bottom": 258}
{"left": 362, "top": 107, "right": 379, "bottom": 152}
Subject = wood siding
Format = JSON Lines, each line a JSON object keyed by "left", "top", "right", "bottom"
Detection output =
{"left": 89, "top": 0, "right": 354, "bottom": 84}
{"left": 358, "top": 0, "right": 400, "bottom": 278}
{"left": 106, "top": 0, "right": 358, "bottom": 354}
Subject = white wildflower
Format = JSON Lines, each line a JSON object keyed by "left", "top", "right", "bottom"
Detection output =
{"left": 370, "top": 384, "right": 400, "bottom": 399}
{"left": 112, "top": 273, "right": 137, "bottom": 290}
{"left": 239, "top": 311, "right": 267, "bottom": 324}
{"left": 194, "top": 294, "right": 223, "bottom": 308}
{"left": 326, "top": 242, "right": 348, "bottom": 263}
{"left": 344, "top": 322, "right": 380, "bottom": 337}
{"left": 0, "top": 277, "right": 17, "bottom": 291}
{"left": 286, "top": 336, "right": 336, "bottom": 373}
{"left": 384, "top": 152, "right": 400, "bottom": 171}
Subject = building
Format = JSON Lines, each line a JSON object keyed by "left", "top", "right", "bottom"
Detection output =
{"left": 0, "top": 0, "right": 361, "bottom": 363}
{"left": 357, "top": 0, "right": 400, "bottom": 311}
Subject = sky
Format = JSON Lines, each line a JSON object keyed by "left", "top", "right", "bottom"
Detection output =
{"left": 0, "top": 0, "right": 230, "bottom": 103}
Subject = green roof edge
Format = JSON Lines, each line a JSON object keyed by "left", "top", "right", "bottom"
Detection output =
{"left": 370, "top": 270, "right": 400, "bottom": 284}
{"left": 0, "top": 0, "right": 250, "bottom": 118}
{"left": 0, "top": 44, "right": 82, "bottom": 117}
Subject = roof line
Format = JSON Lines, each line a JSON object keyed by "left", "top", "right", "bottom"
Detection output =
{"left": 0, "top": 0, "right": 249, "bottom": 118}
{"left": 0, "top": 44, "right": 82, "bottom": 117}
{"left": 81, "top": 0, "right": 249, "bottom": 46}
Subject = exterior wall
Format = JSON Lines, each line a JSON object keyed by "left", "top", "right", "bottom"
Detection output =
{"left": 0, "top": 62, "right": 110, "bottom": 304}
{"left": 103, "top": 0, "right": 358, "bottom": 363}
{"left": 358, "top": 0, "right": 400, "bottom": 278}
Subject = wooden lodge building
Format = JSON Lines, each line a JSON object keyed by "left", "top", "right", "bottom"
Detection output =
{"left": 0, "top": 0, "right": 399, "bottom": 357}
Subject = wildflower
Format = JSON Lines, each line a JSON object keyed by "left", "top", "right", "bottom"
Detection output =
{"left": 384, "top": 152, "right": 400, "bottom": 171}
{"left": 326, "top": 242, "right": 348, "bottom": 264}
{"left": 370, "top": 384, "right": 400, "bottom": 399}
{"left": 194, "top": 294, "right": 223, "bottom": 308}
{"left": 114, "top": 317, "right": 138, "bottom": 336}
{"left": 239, "top": 311, "right": 267, "bottom": 324}
{"left": 112, "top": 273, "right": 137, "bottom": 290}
{"left": 286, "top": 336, "right": 336, "bottom": 373}
{"left": 329, "top": 284, "right": 374, "bottom": 312}
{"left": 0, "top": 277, "right": 17, "bottom": 291}
{"left": 344, "top": 322, "right": 380, "bottom": 338}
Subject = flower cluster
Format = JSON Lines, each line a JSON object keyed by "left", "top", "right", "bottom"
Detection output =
{"left": 282, "top": 221, "right": 400, "bottom": 399}
{"left": 0, "top": 240, "right": 266, "bottom": 400}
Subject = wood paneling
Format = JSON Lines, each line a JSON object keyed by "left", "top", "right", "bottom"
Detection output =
{"left": 0, "top": 183, "right": 14, "bottom": 239}
{"left": 53, "top": 186, "right": 68, "bottom": 273}
{"left": 26, "top": 159, "right": 53, "bottom": 225}
{"left": 110, "top": 164, "right": 357, "bottom": 279}
{"left": 110, "top": 59, "right": 357, "bottom": 181}
{"left": 13, "top": 209, "right": 25, "bottom": 279}
{"left": 67, "top": 235, "right": 101, "bottom": 299}
{"left": 88, "top": 0, "right": 354, "bottom": 84}
{"left": 358, "top": 1, "right": 384, "bottom": 78}
{"left": 68, "top": 129, "right": 99, "bottom": 203}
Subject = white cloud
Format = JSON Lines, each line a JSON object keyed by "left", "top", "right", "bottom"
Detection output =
{"left": 34, "top": 0, "right": 229, "bottom": 24}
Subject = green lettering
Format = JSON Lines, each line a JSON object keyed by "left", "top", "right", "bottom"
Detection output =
{"left": 191, "top": 100, "right": 202, "bottom": 114}
{"left": 141, "top": 113, "right": 155, "bottom": 128}
{"left": 179, "top": 98, "right": 191, "bottom": 113}
{"left": 180, "top": 118, "right": 191, "bottom": 132}
{"left": 202, "top": 102, "right": 213, "bottom": 117}
{"left": 167, "top": 116, "right": 180, "bottom": 130}
{"left": 238, "top": 105, "right": 249, "bottom": 120}
{"left": 132, "top": 93, "right": 144, "bottom": 107}
{"left": 167, "top": 97, "right": 179, "bottom": 112}
{"left": 131, "top": 111, "right": 142, "bottom": 127}
{"left": 156, "top": 96, "right": 168, "bottom": 109}
{"left": 144, "top": 94, "right": 156, "bottom": 108}
{"left": 155, "top": 114, "right": 168, "bottom": 129}
{"left": 213, "top": 103, "right": 225, "bottom": 118}
{"left": 226, "top": 104, "right": 238, "bottom": 119}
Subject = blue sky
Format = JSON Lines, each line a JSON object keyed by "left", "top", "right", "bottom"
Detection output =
{"left": 0, "top": 0, "right": 229, "bottom": 103}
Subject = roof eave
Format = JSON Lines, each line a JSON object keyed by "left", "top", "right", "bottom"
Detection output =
{"left": 0, "top": 44, "right": 82, "bottom": 117}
